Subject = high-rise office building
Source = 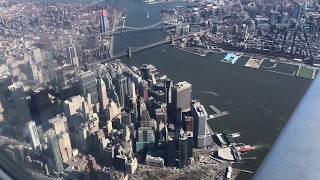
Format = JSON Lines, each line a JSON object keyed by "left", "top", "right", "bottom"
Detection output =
{"left": 45, "top": 128, "right": 63, "bottom": 173}
{"left": 172, "top": 81, "right": 192, "bottom": 124}
{"left": 26, "top": 121, "right": 41, "bottom": 151}
{"left": 178, "top": 132, "right": 189, "bottom": 168}
{"left": 49, "top": 114, "right": 68, "bottom": 135}
{"left": 183, "top": 116, "right": 194, "bottom": 134}
{"left": 75, "top": 122, "right": 89, "bottom": 153}
{"left": 49, "top": 114, "right": 73, "bottom": 163}
{"left": 135, "top": 127, "right": 155, "bottom": 153}
{"left": 79, "top": 70, "right": 98, "bottom": 105}
{"left": 140, "top": 64, "right": 158, "bottom": 81}
{"left": 172, "top": 81, "right": 192, "bottom": 112}
{"left": 8, "top": 82, "right": 32, "bottom": 137}
{"left": 138, "top": 80, "right": 148, "bottom": 101}
{"left": 66, "top": 45, "right": 80, "bottom": 67}
{"left": 106, "top": 100, "right": 121, "bottom": 121}
{"left": 138, "top": 100, "right": 150, "bottom": 126}
{"left": 165, "top": 79, "right": 172, "bottom": 105}
{"left": 99, "top": 9, "right": 110, "bottom": 33}
{"left": 191, "top": 100, "right": 211, "bottom": 148}
{"left": 166, "top": 138, "right": 177, "bottom": 167}
{"left": 128, "top": 81, "right": 137, "bottom": 104}
{"left": 57, "top": 132, "right": 73, "bottom": 163}
{"left": 97, "top": 77, "right": 109, "bottom": 111}
{"left": 30, "top": 87, "right": 59, "bottom": 124}
{"left": 0, "top": 74, "right": 16, "bottom": 129}
{"left": 113, "top": 74, "right": 128, "bottom": 108}
{"left": 63, "top": 95, "right": 91, "bottom": 119}
{"left": 292, "top": 2, "right": 303, "bottom": 20}
{"left": 32, "top": 48, "right": 43, "bottom": 64}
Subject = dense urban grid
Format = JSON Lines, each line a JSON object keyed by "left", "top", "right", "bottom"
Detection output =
{"left": 161, "top": 0, "right": 320, "bottom": 65}
{"left": 0, "top": 0, "right": 319, "bottom": 179}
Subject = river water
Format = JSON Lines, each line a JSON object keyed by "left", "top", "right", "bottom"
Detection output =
{"left": 109, "top": 0, "right": 312, "bottom": 179}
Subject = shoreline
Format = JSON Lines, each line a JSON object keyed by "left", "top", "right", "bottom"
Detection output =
{"left": 169, "top": 42, "right": 317, "bottom": 80}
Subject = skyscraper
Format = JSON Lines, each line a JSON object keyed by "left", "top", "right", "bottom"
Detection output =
{"left": 66, "top": 45, "right": 79, "bottom": 67}
{"left": 8, "top": 82, "right": 32, "bottom": 121}
{"left": 63, "top": 95, "right": 89, "bottom": 118}
{"left": 128, "top": 81, "right": 137, "bottom": 104}
{"left": 97, "top": 77, "right": 109, "bottom": 111}
{"left": 79, "top": 70, "right": 98, "bottom": 105}
{"left": 172, "top": 81, "right": 192, "bottom": 112}
{"left": 113, "top": 74, "right": 128, "bottom": 108}
{"left": 178, "top": 131, "right": 189, "bottom": 168}
{"left": 292, "top": 2, "right": 303, "bottom": 20}
{"left": 191, "top": 100, "right": 210, "bottom": 148}
{"left": 138, "top": 80, "right": 149, "bottom": 101}
{"left": 49, "top": 114, "right": 73, "bottom": 163}
{"left": 166, "top": 138, "right": 177, "bottom": 167}
{"left": 172, "top": 81, "right": 192, "bottom": 124}
{"left": 8, "top": 82, "right": 32, "bottom": 137}
{"left": 45, "top": 128, "right": 63, "bottom": 173}
{"left": 26, "top": 121, "right": 41, "bottom": 151}
{"left": 135, "top": 127, "right": 155, "bottom": 153}
{"left": 75, "top": 122, "right": 89, "bottom": 153}
{"left": 165, "top": 78, "right": 172, "bottom": 105}
{"left": 49, "top": 114, "right": 68, "bottom": 135}
{"left": 99, "top": 9, "right": 110, "bottom": 33}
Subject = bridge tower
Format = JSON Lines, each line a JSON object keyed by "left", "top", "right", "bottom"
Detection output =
{"left": 128, "top": 47, "right": 132, "bottom": 58}
{"left": 171, "top": 35, "right": 174, "bottom": 45}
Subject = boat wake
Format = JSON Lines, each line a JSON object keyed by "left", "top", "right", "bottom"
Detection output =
{"left": 222, "top": 99, "right": 286, "bottom": 130}
{"left": 194, "top": 90, "right": 219, "bottom": 96}
{"left": 161, "top": 48, "right": 167, "bottom": 53}
{"left": 253, "top": 143, "right": 270, "bottom": 150}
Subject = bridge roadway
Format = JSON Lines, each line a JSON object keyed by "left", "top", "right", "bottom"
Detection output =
{"left": 100, "top": 25, "right": 175, "bottom": 36}
{"left": 96, "top": 30, "right": 209, "bottom": 64}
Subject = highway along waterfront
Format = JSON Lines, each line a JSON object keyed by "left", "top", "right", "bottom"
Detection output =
{"left": 109, "top": 0, "right": 312, "bottom": 179}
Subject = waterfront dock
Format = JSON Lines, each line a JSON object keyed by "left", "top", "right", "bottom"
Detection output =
{"left": 244, "top": 57, "right": 264, "bottom": 69}
{"left": 296, "top": 65, "right": 316, "bottom": 79}
{"left": 221, "top": 53, "right": 242, "bottom": 64}
{"left": 178, "top": 47, "right": 208, "bottom": 57}
{"left": 208, "top": 105, "right": 229, "bottom": 119}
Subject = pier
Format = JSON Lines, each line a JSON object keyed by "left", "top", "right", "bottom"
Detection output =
{"left": 221, "top": 53, "right": 242, "bottom": 64}
{"left": 208, "top": 105, "right": 229, "bottom": 119}
{"left": 239, "top": 169, "right": 254, "bottom": 174}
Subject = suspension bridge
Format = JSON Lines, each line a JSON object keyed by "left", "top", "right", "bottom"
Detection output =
{"left": 100, "top": 21, "right": 176, "bottom": 36}
{"left": 91, "top": 30, "right": 209, "bottom": 65}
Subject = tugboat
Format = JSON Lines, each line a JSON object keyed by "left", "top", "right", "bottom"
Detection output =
{"left": 230, "top": 132, "right": 240, "bottom": 138}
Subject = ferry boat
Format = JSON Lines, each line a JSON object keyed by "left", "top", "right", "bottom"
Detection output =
{"left": 236, "top": 144, "right": 256, "bottom": 152}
